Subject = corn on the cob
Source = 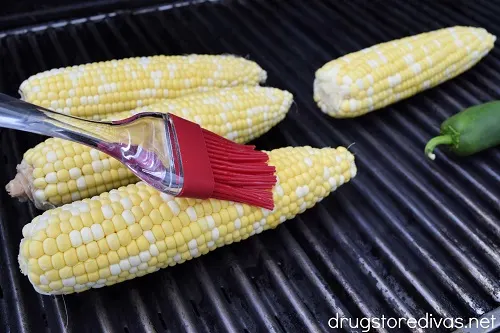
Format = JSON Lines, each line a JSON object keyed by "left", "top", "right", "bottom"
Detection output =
{"left": 19, "top": 54, "right": 267, "bottom": 119}
{"left": 7, "top": 86, "right": 293, "bottom": 210}
{"left": 18, "top": 145, "right": 357, "bottom": 295}
{"left": 313, "top": 26, "right": 496, "bottom": 118}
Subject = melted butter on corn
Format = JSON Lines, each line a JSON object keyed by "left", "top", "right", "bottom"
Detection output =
{"left": 19, "top": 146, "right": 356, "bottom": 295}
{"left": 19, "top": 54, "right": 267, "bottom": 119}
{"left": 9, "top": 86, "right": 293, "bottom": 209}
{"left": 314, "top": 26, "right": 496, "bottom": 118}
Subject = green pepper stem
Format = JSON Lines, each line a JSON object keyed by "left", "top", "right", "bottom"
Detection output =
{"left": 424, "top": 135, "right": 454, "bottom": 160}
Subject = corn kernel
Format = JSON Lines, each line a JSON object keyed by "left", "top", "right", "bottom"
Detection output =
{"left": 88, "top": 271, "right": 100, "bottom": 282}
{"left": 96, "top": 255, "right": 109, "bottom": 269}
{"left": 49, "top": 281, "right": 63, "bottom": 290}
{"left": 112, "top": 215, "right": 127, "bottom": 231}
{"left": 126, "top": 241, "right": 140, "bottom": 256}
{"left": 56, "top": 233, "right": 71, "bottom": 252}
{"left": 59, "top": 267, "right": 73, "bottom": 279}
{"left": 45, "top": 269, "right": 60, "bottom": 282}
{"left": 29, "top": 241, "right": 44, "bottom": 259}
{"left": 46, "top": 223, "right": 61, "bottom": 238}
{"left": 107, "top": 251, "right": 120, "bottom": 265}
{"left": 38, "top": 255, "right": 53, "bottom": 271}
{"left": 102, "top": 220, "right": 115, "bottom": 236}
{"left": 140, "top": 216, "right": 153, "bottom": 231}
{"left": 117, "top": 248, "right": 128, "bottom": 260}
{"left": 152, "top": 225, "right": 166, "bottom": 241}
{"left": 136, "top": 236, "right": 149, "bottom": 251}
{"left": 76, "top": 274, "right": 88, "bottom": 284}
{"left": 98, "top": 239, "right": 110, "bottom": 253}
{"left": 63, "top": 248, "right": 78, "bottom": 267}
{"left": 76, "top": 246, "right": 89, "bottom": 261}
{"left": 86, "top": 241, "right": 100, "bottom": 259}
{"left": 85, "top": 259, "right": 98, "bottom": 274}
{"left": 99, "top": 268, "right": 111, "bottom": 279}
{"left": 117, "top": 229, "right": 132, "bottom": 246}
{"left": 106, "top": 234, "right": 121, "bottom": 251}
{"left": 28, "top": 259, "right": 44, "bottom": 275}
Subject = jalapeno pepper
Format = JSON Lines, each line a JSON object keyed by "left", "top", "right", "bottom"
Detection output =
{"left": 424, "top": 101, "right": 500, "bottom": 160}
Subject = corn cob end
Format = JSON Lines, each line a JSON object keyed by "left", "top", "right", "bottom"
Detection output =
{"left": 5, "top": 160, "right": 58, "bottom": 210}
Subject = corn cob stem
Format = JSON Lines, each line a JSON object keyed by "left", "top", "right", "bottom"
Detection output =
{"left": 18, "top": 145, "right": 356, "bottom": 295}
{"left": 314, "top": 26, "right": 496, "bottom": 118}
{"left": 19, "top": 54, "right": 267, "bottom": 119}
{"left": 7, "top": 87, "right": 293, "bottom": 209}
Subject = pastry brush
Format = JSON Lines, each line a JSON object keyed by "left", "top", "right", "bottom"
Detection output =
{"left": 0, "top": 93, "right": 276, "bottom": 209}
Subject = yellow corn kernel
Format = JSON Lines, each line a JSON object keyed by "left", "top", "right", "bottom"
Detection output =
{"left": 152, "top": 225, "right": 166, "bottom": 241}
{"left": 126, "top": 241, "right": 140, "bottom": 257}
{"left": 42, "top": 238, "right": 58, "bottom": 256}
{"left": 102, "top": 220, "right": 115, "bottom": 236}
{"left": 29, "top": 241, "right": 44, "bottom": 259}
{"left": 56, "top": 234, "right": 71, "bottom": 252}
{"left": 314, "top": 26, "right": 496, "bottom": 118}
{"left": 59, "top": 267, "right": 73, "bottom": 280}
{"left": 98, "top": 239, "right": 110, "bottom": 254}
{"left": 128, "top": 224, "right": 143, "bottom": 239}
{"left": 117, "top": 230, "right": 132, "bottom": 247}
{"left": 86, "top": 242, "right": 100, "bottom": 259}
{"left": 45, "top": 269, "right": 60, "bottom": 282}
{"left": 140, "top": 216, "right": 153, "bottom": 231}
{"left": 88, "top": 272, "right": 100, "bottom": 283}
{"left": 76, "top": 246, "right": 88, "bottom": 262}
{"left": 72, "top": 263, "right": 85, "bottom": 276}
{"left": 75, "top": 274, "right": 88, "bottom": 285}
{"left": 38, "top": 255, "right": 53, "bottom": 271}
{"left": 136, "top": 236, "right": 150, "bottom": 252}
{"left": 117, "top": 248, "right": 128, "bottom": 260}
{"left": 106, "top": 234, "right": 120, "bottom": 251}
{"left": 49, "top": 281, "right": 63, "bottom": 291}
{"left": 28, "top": 259, "right": 43, "bottom": 275}
{"left": 84, "top": 260, "right": 98, "bottom": 274}
{"left": 63, "top": 248, "right": 78, "bottom": 267}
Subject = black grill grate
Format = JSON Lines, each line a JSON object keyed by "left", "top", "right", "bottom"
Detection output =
{"left": 2, "top": 1, "right": 500, "bottom": 332}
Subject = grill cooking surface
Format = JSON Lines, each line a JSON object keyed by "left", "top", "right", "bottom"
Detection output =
{"left": 1, "top": 1, "right": 500, "bottom": 332}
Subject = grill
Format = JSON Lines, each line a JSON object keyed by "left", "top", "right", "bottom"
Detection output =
{"left": 1, "top": 1, "right": 500, "bottom": 332}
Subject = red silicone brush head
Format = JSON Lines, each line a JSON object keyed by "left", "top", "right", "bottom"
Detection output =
{"left": 171, "top": 114, "right": 276, "bottom": 210}
{"left": 202, "top": 130, "right": 276, "bottom": 209}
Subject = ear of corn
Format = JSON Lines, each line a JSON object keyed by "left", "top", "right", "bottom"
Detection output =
{"left": 313, "top": 26, "right": 496, "bottom": 118}
{"left": 19, "top": 54, "right": 267, "bottom": 120}
{"left": 6, "top": 86, "right": 293, "bottom": 210}
{"left": 18, "top": 145, "right": 356, "bottom": 295}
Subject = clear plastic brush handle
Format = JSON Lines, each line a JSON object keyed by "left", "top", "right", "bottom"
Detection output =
{"left": 0, "top": 93, "right": 184, "bottom": 196}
